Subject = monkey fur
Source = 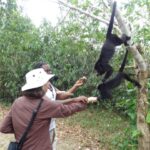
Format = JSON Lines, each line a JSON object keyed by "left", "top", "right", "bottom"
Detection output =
{"left": 98, "top": 49, "right": 141, "bottom": 100}
{"left": 94, "top": 2, "right": 130, "bottom": 82}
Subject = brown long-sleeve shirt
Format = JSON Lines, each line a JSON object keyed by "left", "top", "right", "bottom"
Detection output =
{"left": 0, "top": 96, "right": 87, "bottom": 150}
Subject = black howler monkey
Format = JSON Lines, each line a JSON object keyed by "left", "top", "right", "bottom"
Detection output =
{"left": 94, "top": 1, "right": 130, "bottom": 82}
{"left": 97, "top": 49, "right": 141, "bottom": 100}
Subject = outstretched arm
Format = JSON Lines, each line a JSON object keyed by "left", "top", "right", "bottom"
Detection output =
{"left": 56, "top": 76, "right": 87, "bottom": 100}
{"left": 40, "top": 96, "right": 97, "bottom": 119}
{"left": 56, "top": 96, "right": 88, "bottom": 104}
{"left": 67, "top": 76, "right": 87, "bottom": 93}
{"left": 56, "top": 96, "right": 97, "bottom": 104}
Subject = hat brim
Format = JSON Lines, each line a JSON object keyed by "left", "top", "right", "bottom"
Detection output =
{"left": 21, "top": 74, "right": 55, "bottom": 91}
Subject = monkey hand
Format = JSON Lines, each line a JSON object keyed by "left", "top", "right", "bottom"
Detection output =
{"left": 122, "top": 34, "right": 131, "bottom": 46}
{"left": 134, "top": 82, "right": 141, "bottom": 88}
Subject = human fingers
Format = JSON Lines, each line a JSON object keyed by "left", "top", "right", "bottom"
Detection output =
{"left": 79, "top": 96, "right": 88, "bottom": 103}
{"left": 75, "top": 76, "right": 87, "bottom": 86}
{"left": 78, "top": 76, "right": 87, "bottom": 83}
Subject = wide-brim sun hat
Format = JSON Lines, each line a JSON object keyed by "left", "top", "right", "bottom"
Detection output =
{"left": 21, "top": 68, "right": 55, "bottom": 91}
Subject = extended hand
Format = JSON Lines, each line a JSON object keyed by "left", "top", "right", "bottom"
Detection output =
{"left": 74, "top": 96, "right": 88, "bottom": 103}
{"left": 74, "top": 76, "right": 87, "bottom": 87}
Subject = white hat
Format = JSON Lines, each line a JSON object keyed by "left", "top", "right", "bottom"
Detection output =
{"left": 21, "top": 68, "right": 55, "bottom": 91}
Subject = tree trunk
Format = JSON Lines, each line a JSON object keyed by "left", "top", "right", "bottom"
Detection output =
{"left": 137, "top": 71, "right": 150, "bottom": 150}
{"left": 108, "top": 0, "right": 150, "bottom": 149}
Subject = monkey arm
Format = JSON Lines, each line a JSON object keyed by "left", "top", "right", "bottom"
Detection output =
{"left": 123, "top": 73, "right": 141, "bottom": 87}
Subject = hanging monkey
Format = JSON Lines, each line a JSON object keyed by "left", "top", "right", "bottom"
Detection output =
{"left": 94, "top": 1, "right": 130, "bottom": 82}
{"left": 97, "top": 48, "right": 141, "bottom": 100}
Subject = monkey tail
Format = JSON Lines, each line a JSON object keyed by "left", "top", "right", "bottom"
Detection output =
{"left": 119, "top": 49, "right": 128, "bottom": 72}
{"left": 106, "top": 1, "right": 117, "bottom": 38}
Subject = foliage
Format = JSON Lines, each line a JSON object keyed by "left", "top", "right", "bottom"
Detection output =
{"left": 37, "top": 20, "right": 101, "bottom": 97}
{"left": 0, "top": 0, "right": 42, "bottom": 101}
{"left": 146, "top": 111, "right": 150, "bottom": 124}
{"left": 113, "top": 126, "right": 138, "bottom": 150}
{"left": 0, "top": 0, "right": 150, "bottom": 149}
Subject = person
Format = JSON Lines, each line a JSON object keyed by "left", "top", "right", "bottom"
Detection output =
{"left": 34, "top": 61, "right": 87, "bottom": 100}
{"left": 34, "top": 61, "right": 87, "bottom": 150}
{"left": 0, "top": 68, "right": 89, "bottom": 150}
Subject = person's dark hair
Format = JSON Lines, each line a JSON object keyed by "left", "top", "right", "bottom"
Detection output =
{"left": 33, "top": 61, "right": 47, "bottom": 69}
{"left": 22, "top": 87, "right": 45, "bottom": 99}
{"left": 33, "top": 61, "right": 59, "bottom": 82}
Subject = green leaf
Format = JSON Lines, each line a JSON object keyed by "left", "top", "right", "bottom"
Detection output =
{"left": 131, "top": 129, "right": 141, "bottom": 138}
{"left": 146, "top": 111, "right": 150, "bottom": 124}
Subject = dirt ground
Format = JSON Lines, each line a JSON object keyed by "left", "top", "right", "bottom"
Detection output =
{"left": 0, "top": 106, "right": 101, "bottom": 150}
{"left": 57, "top": 119, "right": 101, "bottom": 150}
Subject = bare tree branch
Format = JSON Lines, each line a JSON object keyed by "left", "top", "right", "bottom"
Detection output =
{"left": 56, "top": 0, "right": 121, "bottom": 33}
{"left": 57, "top": 0, "right": 109, "bottom": 25}
{"left": 128, "top": 46, "right": 147, "bottom": 71}
{"left": 54, "top": 8, "right": 71, "bottom": 29}
{"left": 109, "top": 0, "right": 146, "bottom": 71}
{"left": 102, "top": 0, "right": 109, "bottom": 9}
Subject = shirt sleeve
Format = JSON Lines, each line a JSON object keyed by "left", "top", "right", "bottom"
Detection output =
{"left": 39, "top": 99, "right": 87, "bottom": 119}
{"left": 0, "top": 110, "right": 14, "bottom": 133}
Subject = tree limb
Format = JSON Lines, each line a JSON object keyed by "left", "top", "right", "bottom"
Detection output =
{"left": 108, "top": 1, "right": 150, "bottom": 150}
{"left": 109, "top": 0, "right": 146, "bottom": 71}
{"left": 57, "top": 0, "right": 122, "bottom": 33}
{"left": 57, "top": 0, "right": 110, "bottom": 26}
{"left": 54, "top": 8, "right": 71, "bottom": 29}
